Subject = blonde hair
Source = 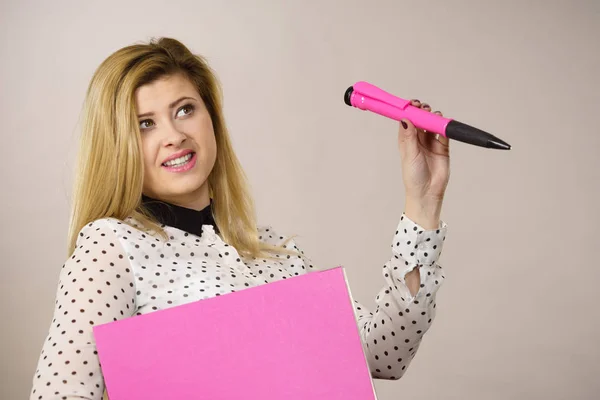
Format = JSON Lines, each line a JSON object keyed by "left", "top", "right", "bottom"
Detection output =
{"left": 68, "top": 37, "right": 300, "bottom": 260}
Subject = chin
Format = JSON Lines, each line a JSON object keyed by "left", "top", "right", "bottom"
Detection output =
{"left": 165, "top": 176, "right": 208, "bottom": 197}
{"left": 146, "top": 161, "right": 212, "bottom": 200}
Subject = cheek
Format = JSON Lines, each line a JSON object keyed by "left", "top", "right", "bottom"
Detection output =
{"left": 188, "top": 118, "right": 216, "bottom": 152}
{"left": 203, "top": 120, "right": 217, "bottom": 153}
{"left": 205, "top": 129, "right": 217, "bottom": 151}
{"left": 141, "top": 137, "right": 157, "bottom": 169}
{"left": 203, "top": 131, "right": 218, "bottom": 164}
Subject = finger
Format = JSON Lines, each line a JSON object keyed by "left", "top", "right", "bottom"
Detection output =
{"left": 432, "top": 111, "right": 450, "bottom": 148}
{"left": 419, "top": 127, "right": 438, "bottom": 150}
{"left": 410, "top": 99, "right": 421, "bottom": 107}
{"left": 397, "top": 118, "right": 419, "bottom": 161}
{"left": 437, "top": 133, "right": 450, "bottom": 147}
{"left": 421, "top": 103, "right": 431, "bottom": 111}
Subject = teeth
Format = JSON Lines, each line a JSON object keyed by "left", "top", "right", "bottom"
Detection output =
{"left": 163, "top": 153, "right": 193, "bottom": 167}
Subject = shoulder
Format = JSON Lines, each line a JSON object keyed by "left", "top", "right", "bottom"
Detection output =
{"left": 256, "top": 223, "right": 306, "bottom": 257}
{"left": 255, "top": 223, "right": 315, "bottom": 272}
{"left": 75, "top": 216, "right": 150, "bottom": 241}
{"left": 72, "top": 217, "right": 137, "bottom": 253}
{"left": 257, "top": 224, "right": 296, "bottom": 247}
{"left": 75, "top": 217, "right": 117, "bottom": 240}
{"left": 65, "top": 217, "right": 135, "bottom": 279}
{"left": 257, "top": 224, "right": 276, "bottom": 240}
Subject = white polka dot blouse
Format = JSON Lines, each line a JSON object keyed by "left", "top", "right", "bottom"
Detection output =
{"left": 30, "top": 196, "right": 448, "bottom": 399}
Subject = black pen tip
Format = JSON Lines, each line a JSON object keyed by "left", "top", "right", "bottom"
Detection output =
{"left": 446, "top": 120, "right": 511, "bottom": 150}
{"left": 487, "top": 139, "right": 511, "bottom": 150}
{"left": 344, "top": 86, "right": 354, "bottom": 106}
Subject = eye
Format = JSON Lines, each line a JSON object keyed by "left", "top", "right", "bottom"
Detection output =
{"left": 176, "top": 103, "right": 195, "bottom": 117}
{"left": 139, "top": 119, "right": 155, "bottom": 130}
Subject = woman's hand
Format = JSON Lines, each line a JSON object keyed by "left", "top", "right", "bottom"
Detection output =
{"left": 397, "top": 99, "right": 450, "bottom": 229}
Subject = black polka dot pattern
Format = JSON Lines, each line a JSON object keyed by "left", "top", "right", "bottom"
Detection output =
{"left": 353, "top": 212, "right": 447, "bottom": 380}
{"left": 30, "top": 219, "right": 136, "bottom": 399}
{"left": 30, "top": 217, "right": 315, "bottom": 399}
{"left": 30, "top": 212, "right": 446, "bottom": 397}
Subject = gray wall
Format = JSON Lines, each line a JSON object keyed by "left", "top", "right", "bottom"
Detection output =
{"left": 1, "top": 0, "right": 598, "bottom": 399}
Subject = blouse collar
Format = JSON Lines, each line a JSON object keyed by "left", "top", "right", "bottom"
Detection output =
{"left": 141, "top": 194, "right": 219, "bottom": 237}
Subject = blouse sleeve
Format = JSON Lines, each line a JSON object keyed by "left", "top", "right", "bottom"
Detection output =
{"left": 353, "top": 213, "right": 448, "bottom": 380}
{"left": 30, "top": 218, "right": 136, "bottom": 400}
{"left": 287, "top": 213, "right": 448, "bottom": 381}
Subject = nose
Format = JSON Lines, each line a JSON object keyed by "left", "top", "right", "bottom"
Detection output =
{"left": 162, "top": 121, "right": 187, "bottom": 147}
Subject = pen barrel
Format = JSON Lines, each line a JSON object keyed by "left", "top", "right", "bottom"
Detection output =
{"left": 349, "top": 91, "right": 452, "bottom": 137}
{"left": 345, "top": 84, "right": 511, "bottom": 150}
{"left": 402, "top": 106, "right": 452, "bottom": 137}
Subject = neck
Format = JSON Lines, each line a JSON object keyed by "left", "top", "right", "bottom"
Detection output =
{"left": 144, "top": 182, "right": 210, "bottom": 211}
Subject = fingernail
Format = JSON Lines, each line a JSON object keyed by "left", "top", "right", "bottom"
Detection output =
{"left": 401, "top": 121, "right": 408, "bottom": 129}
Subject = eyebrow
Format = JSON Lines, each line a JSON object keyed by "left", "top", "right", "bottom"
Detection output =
{"left": 137, "top": 96, "right": 197, "bottom": 118}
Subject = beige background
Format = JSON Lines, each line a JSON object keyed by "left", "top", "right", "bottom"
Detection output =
{"left": 2, "top": 0, "right": 599, "bottom": 399}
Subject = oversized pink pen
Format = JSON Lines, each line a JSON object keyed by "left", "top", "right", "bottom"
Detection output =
{"left": 344, "top": 81, "right": 511, "bottom": 150}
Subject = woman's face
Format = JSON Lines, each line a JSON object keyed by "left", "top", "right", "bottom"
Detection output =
{"left": 135, "top": 73, "right": 217, "bottom": 210}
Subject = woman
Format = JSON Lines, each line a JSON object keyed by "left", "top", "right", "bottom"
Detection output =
{"left": 30, "top": 37, "right": 450, "bottom": 399}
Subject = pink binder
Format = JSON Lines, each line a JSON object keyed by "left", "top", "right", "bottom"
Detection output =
{"left": 93, "top": 266, "right": 378, "bottom": 399}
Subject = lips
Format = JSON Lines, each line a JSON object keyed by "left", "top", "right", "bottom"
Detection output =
{"left": 161, "top": 152, "right": 197, "bottom": 172}
{"left": 162, "top": 152, "right": 195, "bottom": 167}
{"left": 161, "top": 149, "right": 194, "bottom": 166}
